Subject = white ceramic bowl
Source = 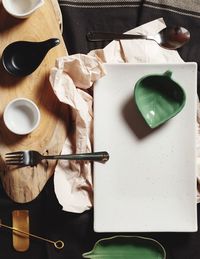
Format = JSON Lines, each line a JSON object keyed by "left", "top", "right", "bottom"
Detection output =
{"left": 2, "top": 0, "right": 44, "bottom": 19}
{"left": 3, "top": 98, "right": 40, "bottom": 135}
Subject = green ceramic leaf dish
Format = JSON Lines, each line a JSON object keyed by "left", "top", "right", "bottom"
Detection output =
{"left": 134, "top": 70, "right": 186, "bottom": 128}
{"left": 82, "top": 235, "right": 166, "bottom": 259}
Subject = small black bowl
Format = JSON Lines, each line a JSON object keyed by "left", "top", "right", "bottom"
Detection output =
{"left": 1, "top": 38, "right": 60, "bottom": 77}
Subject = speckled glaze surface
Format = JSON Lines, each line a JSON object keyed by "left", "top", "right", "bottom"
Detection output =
{"left": 134, "top": 70, "right": 186, "bottom": 128}
{"left": 94, "top": 63, "right": 197, "bottom": 232}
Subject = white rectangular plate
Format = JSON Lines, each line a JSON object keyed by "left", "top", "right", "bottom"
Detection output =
{"left": 93, "top": 63, "right": 197, "bottom": 232}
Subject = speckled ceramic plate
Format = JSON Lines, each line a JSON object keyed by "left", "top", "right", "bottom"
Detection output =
{"left": 93, "top": 63, "right": 197, "bottom": 232}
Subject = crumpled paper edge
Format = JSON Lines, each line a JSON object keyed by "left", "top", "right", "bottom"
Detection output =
{"left": 49, "top": 54, "right": 105, "bottom": 212}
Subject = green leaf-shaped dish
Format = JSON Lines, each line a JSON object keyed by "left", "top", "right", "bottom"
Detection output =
{"left": 82, "top": 235, "right": 166, "bottom": 259}
{"left": 134, "top": 70, "right": 186, "bottom": 128}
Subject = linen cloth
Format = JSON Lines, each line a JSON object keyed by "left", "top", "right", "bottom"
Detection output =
{"left": 49, "top": 18, "right": 200, "bottom": 213}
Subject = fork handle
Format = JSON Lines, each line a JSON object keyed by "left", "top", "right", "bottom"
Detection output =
{"left": 43, "top": 151, "right": 109, "bottom": 162}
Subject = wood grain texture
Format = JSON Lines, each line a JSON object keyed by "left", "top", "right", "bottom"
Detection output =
{"left": 50, "top": 0, "right": 63, "bottom": 31}
{"left": 0, "top": 0, "right": 69, "bottom": 203}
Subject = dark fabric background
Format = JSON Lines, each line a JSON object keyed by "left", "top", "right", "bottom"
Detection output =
{"left": 59, "top": 0, "right": 200, "bottom": 97}
{"left": 1, "top": 177, "right": 200, "bottom": 259}
{"left": 0, "top": 1, "right": 200, "bottom": 259}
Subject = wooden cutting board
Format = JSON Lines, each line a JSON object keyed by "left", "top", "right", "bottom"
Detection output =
{"left": 0, "top": 0, "right": 69, "bottom": 203}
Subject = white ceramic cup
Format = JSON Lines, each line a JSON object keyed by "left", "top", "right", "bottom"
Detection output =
{"left": 3, "top": 98, "right": 40, "bottom": 135}
{"left": 2, "top": 0, "right": 44, "bottom": 19}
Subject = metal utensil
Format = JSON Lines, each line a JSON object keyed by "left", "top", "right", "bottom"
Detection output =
{"left": 5, "top": 150, "right": 109, "bottom": 167}
{"left": 87, "top": 26, "right": 190, "bottom": 50}
{"left": 0, "top": 221, "right": 64, "bottom": 250}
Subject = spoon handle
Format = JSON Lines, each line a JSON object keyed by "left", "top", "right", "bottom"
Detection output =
{"left": 87, "top": 31, "right": 147, "bottom": 41}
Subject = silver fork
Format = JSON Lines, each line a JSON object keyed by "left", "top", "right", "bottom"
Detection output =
{"left": 5, "top": 150, "right": 109, "bottom": 167}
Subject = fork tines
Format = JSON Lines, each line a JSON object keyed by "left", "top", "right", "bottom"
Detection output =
{"left": 5, "top": 152, "right": 24, "bottom": 165}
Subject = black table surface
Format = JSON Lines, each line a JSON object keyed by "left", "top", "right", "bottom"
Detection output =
{"left": 1, "top": 1, "right": 200, "bottom": 258}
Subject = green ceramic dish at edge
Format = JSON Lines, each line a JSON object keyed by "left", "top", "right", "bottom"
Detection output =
{"left": 134, "top": 70, "right": 186, "bottom": 128}
{"left": 82, "top": 235, "right": 166, "bottom": 259}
